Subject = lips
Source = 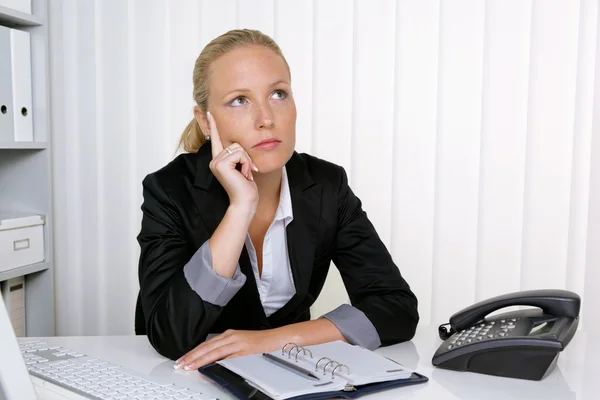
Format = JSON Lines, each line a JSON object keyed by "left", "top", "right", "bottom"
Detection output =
{"left": 253, "top": 139, "right": 281, "bottom": 150}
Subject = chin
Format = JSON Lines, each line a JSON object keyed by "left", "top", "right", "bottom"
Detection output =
{"left": 253, "top": 150, "right": 293, "bottom": 174}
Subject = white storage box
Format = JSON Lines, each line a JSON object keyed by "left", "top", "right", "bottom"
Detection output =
{"left": 0, "top": 214, "right": 45, "bottom": 274}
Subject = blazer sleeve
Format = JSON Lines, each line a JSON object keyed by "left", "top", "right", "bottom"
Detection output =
{"left": 137, "top": 173, "right": 231, "bottom": 360}
{"left": 331, "top": 167, "right": 419, "bottom": 346}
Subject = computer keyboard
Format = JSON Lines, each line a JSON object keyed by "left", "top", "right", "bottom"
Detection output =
{"left": 19, "top": 340, "right": 217, "bottom": 400}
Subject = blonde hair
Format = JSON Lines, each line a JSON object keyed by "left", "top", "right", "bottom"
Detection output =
{"left": 178, "top": 29, "right": 291, "bottom": 153}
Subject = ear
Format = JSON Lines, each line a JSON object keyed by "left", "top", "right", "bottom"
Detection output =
{"left": 193, "top": 106, "right": 209, "bottom": 137}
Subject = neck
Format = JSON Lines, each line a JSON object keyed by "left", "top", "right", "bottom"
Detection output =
{"left": 254, "top": 168, "right": 282, "bottom": 210}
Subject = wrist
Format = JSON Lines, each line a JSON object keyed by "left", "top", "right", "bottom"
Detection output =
{"left": 270, "top": 319, "right": 345, "bottom": 349}
{"left": 270, "top": 324, "right": 301, "bottom": 348}
{"left": 227, "top": 203, "right": 256, "bottom": 222}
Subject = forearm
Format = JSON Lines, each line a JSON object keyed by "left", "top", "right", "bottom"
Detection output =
{"left": 209, "top": 204, "right": 254, "bottom": 278}
{"left": 269, "top": 319, "right": 347, "bottom": 350}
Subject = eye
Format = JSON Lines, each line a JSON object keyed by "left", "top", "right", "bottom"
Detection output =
{"left": 230, "top": 96, "right": 247, "bottom": 107}
{"left": 271, "top": 89, "right": 287, "bottom": 100}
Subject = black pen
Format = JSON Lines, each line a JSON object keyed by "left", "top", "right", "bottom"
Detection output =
{"left": 262, "top": 353, "right": 320, "bottom": 381}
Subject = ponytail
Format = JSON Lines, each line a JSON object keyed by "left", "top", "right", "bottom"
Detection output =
{"left": 178, "top": 118, "right": 206, "bottom": 153}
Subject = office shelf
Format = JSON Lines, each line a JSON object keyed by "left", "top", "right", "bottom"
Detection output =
{"left": 0, "top": 142, "right": 47, "bottom": 150}
{"left": 0, "top": 5, "right": 43, "bottom": 27}
{"left": 0, "top": 1, "right": 55, "bottom": 337}
{"left": 0, "top": 261, "right": 50, "bottom": 282}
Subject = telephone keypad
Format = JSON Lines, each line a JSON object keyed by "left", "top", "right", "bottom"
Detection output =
{"left": 447, "top": 317, "right": 521, "bottom": 350}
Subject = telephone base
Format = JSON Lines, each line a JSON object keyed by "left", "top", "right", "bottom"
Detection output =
{"left": 434, "top": 347, "right": 560, "bottom": 381}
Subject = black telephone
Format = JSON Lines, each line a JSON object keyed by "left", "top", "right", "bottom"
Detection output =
{"left": 432, "top": 289, "right": 580, "bottom": 381}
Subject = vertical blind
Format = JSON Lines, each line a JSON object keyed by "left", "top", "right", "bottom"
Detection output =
{"left": 48, "top": 0, "right": 600, "bottom": 336}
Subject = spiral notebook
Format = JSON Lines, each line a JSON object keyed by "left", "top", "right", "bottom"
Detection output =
{"left": 198, "top": 340, "right": 428, "bottom": 400}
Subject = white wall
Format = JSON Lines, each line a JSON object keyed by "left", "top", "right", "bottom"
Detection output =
{"left": 47, "top": 0, "right": 600, "bottom": 336}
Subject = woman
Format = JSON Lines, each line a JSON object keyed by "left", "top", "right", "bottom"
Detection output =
{"left": 136, "top": 29, "right": 419, "bottom": 371}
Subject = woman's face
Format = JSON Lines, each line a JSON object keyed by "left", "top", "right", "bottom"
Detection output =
{"left": 201, "top": 45, "right": 296, "bottom": 174}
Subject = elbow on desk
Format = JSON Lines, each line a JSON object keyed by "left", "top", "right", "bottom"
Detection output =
{"left": 143, "top": 314, "right": 207, "bottom": 361}
{"left": 145, "top": 324, "right": 202, "bottom": 361}
{"left": 378, "top": 295, "right": 420, "bottom": 347}
{"left": 380, "top": 313, "right": 419, "bottom": 347}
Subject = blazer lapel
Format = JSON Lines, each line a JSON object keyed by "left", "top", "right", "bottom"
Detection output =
{"left": 268, "top": 152, "right": 321, "bottom": 325}
{"left": 190, "top": 144, "right": 229, "bottom": 236}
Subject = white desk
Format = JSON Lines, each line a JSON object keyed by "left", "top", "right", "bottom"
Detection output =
{"left": 26, "top": 325, "right": 599, "bottom": 400}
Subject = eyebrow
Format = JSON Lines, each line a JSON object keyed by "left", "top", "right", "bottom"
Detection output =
{"left": 221, "top": 80, "right": 290, "bottom": 99}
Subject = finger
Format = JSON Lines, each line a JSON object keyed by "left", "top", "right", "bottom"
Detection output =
{"left": 185, "top": 342, "right": 240, "bottom": 370}
{"left": 207, "top": 111, "right": 223, "bottom": 156}
{"left": 202, "top": 330, "right": 235, "bottom": 346}
{"left": 180, "top": 335, "right": 234, "bottom": 370}
{"left": 240, "top": 160, "right": 250, "bottom": 179}
{"left": 211, "top": 143, "right": 241, "bottom": 163}
{"left": 236, "top": 150, "right": 254, "bottom": 181}
{"left": 176, "top": 343, "right": 219, "bottom": 369}
{"left": 175, "top": 331, "right": 236, "bottom": 368}
{"left": 213, "top": 143, "right": 257, "bottom": 177}
{"left": 216, "top": 147, "right": 255, "bottom": 181}
{"left": 238, "top": 154, "right": 252, "bottom": 180}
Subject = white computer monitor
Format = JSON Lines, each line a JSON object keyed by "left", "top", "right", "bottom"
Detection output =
{"left": 0, "top": 293, "right": 37, "bottom": 400}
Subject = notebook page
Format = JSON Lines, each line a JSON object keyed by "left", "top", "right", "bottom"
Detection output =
{"left": 292, "top": 341, "right": 413, "bottom": 386}
{"left": 218, "top": 353, "right": 347, "bottom": 399}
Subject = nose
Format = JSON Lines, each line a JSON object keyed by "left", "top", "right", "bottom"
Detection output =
{"left": 255, "top": 101, "right": 274, "bottom": 129}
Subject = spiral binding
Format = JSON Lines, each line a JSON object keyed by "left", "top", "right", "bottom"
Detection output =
{"left": 282, "top": 342, "right": 314, "bottom": 362}
{"left": 281, "top": 343, "right": 351, "bottom": 379}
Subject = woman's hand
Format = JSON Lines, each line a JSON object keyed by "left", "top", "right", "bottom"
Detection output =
{"left": 173, "top": 319, "right": 346, "bottom": 371}
{"left": 207, "top": 111, "right": 259, "bottom": 213}
{"left": 174, "top": 329, "right": 281, "bottom": 371}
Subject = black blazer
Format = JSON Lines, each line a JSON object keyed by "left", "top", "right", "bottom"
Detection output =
{"left": 135, "top": 144, "right": 419, "bottom": 360}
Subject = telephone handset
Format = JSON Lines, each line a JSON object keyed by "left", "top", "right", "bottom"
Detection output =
{"left": 432, "top": 289, "right": 580, "bottom": 381}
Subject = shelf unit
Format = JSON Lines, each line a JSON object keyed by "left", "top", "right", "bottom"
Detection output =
{"left": 0, "top": 141, "right": 47, "bottom": 149}
{"left": 0, "top": 5, "right": 43, "bottom": 27}
{"left": 0, "top": 0, "right": 55, "bottom": 337}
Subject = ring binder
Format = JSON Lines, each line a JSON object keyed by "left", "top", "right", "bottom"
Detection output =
{"left": 282, "top": 344, "right": 351, "bottom": 378}
{"left": 332, "top": 364, "right": 350, "bottom": 379}
{"left": 203, "top": 340, "right": 427, "bottom": 399}
{"left": 287, "top": 344, "right": 301, "bottom": 358}
{"left": 295, "top": 348, "right": 313, "bottom": 362}
{"left": 281, "top": 342, "right": 314, "bottom": 362}
{"left": 316, "top": 357, "right": 332, "bottom": 371}
{"left": 282, "top": 342, "right": 296, "bottom": 355}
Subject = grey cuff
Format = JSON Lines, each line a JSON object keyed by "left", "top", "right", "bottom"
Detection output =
{"left": 320, "top": 304, "right": 382, "bottom": 350}
{"left": 183, "top": 240, "right": 246, "bottom": 306}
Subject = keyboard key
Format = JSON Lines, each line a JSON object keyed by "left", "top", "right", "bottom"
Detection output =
{"left": 178, "top": 390, "right": 199, "bottom": 397}
{"left": 170, "top": 386, "right": 191, "bottom": 393}
{"left": 117, "top": 387, "right": 137, "bottom": 394}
